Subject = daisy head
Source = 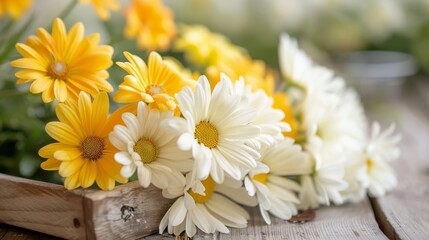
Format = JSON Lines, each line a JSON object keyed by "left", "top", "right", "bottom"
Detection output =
{"left": 365, "top": 122, "right": 400, "bottom": 197}
{"left": 232, "top": 78, "right": 290, "bottom": 151}
{"left": 124, "top": 0, "right": 176, "bottom": 51}
{"left": 159, "top": 173, "right": 252, "bottom": 237}
{"left": 79, "top": 0, "right": 120, "bottom": 20}
{"left": 163, "top": 74, "right": 261, "bottom": 183}
{"left": 109, "top": 102, "right": 192, "bottom": 189}
{"left": 0, "top": 0, "right": 32, "bottom": 20}
{"left": 114, "top": 51, "right": 196, "bottom": 112}
{"left": 39, "top": 92, "right": 127, "bottom": 190}
{"left": 244, "top": 138, "right": 311, "bottom": 224}
{"left": 11, "top": 18, "right": 114, "bottom": 103}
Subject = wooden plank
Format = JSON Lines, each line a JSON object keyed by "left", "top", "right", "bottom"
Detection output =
{"left": 0, "top": 174, "right": 86, "bottom": 239}
{"left": 368, "top": 86, "right": 429, "bottom": 240}
{"left": 143, "top": 198, "right": 386, "bottom": 240}
{"left": 0, "top": 224, "right": 9, "bottom": 239}
{"left": 0, "top": 223, "right": 59, "bottom": 240}
{"left": 83, "top": 181, "right": 175, "bottom": 240}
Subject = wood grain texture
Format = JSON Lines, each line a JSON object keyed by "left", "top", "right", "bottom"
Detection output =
{"left": 0, "top": 223, "right": 60, "bottom": 240}
{"left": 83, "top": 181, "right": 175, "bottom": 240}
{"left": 369, "top": 85, "right": 429, "bottom": 240}
{"left": 143, "top": 198, "right": 386, "bottom": 240}
{"left": 0, "top": 174, "right": 85, "bottom": 239}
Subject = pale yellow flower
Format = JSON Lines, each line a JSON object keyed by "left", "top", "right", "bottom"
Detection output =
{"left": 174, "top": 25, "right": 244, "bottom": 67}
{"left": 80, "top": 0, "right": 120, "bottom": 20}
{"left": 114, "top": 51, "right": 196, "bottom": 112}
{"left": 124, "top": 0, "right": 176, "bottom": 51}
{"left": 39, "top": 92, "right": 128, "bottom": 190}
{"left": 11, "top": 18, "right": 114, "bottom": 103}
{"left": 0, "top": 0, "right": 32, "bottom": 20}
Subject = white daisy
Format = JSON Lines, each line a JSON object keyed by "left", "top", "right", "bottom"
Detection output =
{"left": 162, "top": 75, "right": 261, "bottom": 184}
{"left": 109, "top": 102, "right": 193, "bottom": 189}
{"left": 233, "top": 78, "right": 291, "bottom": 151}
{"left": 365, "top": 122, "right": 400, "bottom": 197}
{"left": 278, "top": 33, "right": 312, "bottom": 83}
{"left": 159, "top": 173, "right": 252, "bottom": 237}
{"left": 244, "top": 138, "right": 311, "bottom": 224}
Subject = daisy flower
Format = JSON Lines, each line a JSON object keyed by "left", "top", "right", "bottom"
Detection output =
{"left": 162, "top": 75, "right": 261, "bottom": 183}
{"left": 109, "top": 102, "right": 193, "bottom": 189}
{"left": 272, "top": 92, "right": 299, "bottom": 140}
{"left": 365, "top": 122, "right": 401, "bottom": 197}
{"left": 114, "top": 51, "right": 196, "bottom": 112}
{"left": 124, "top": 0, "right": 176, "bottom": 51}
{"left": 11, "top": 18, "right": 113, "bottom": 103}
{"left": 39, "top": 92, "right": 127, "bottom": 190}
{"left": 244, "top": 138, "right": 311, "bottom": 224}
{"left": 232, "top": 78, "right": 290, "bottom": 151}
{"left": 159, "top": 174, "right": 252, "bottom": 237}
{"left": 0, "top": 0, "right": 32, "bottom": 20}
{"left": 79, "top": 0, "right": 120, "bottom": 20}
{"left": 278, "top": 33, "right": 312, "bottom": 84}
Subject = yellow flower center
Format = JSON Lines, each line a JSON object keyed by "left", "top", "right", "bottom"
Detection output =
{"left": 134, "top": 138, "right": 158, "bottom": 164}
{"left": 48, "top": 61, "right": 68, "bottom": 80}
{"left": 81, "top": 136, "right": 105, "bottom": 161}
{"left": 146, "top": 84, "right": 165, "bottom": 95}
{"left": 253, "top": 173, "right": 269, "bottom": 184}
{"left": 195, "top": 121, "right": 219, "bottom": 149}
{"left": 187, "top": 176, "right": 216, "bottom": 204}
{"left": 366, "top": 159, "right": 373, "bottom": 171}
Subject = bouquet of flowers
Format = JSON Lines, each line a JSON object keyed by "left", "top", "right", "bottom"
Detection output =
{"left": 2, "top": 0, "right": 400, "bottom": 238}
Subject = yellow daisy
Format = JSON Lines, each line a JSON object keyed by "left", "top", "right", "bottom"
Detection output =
{"left": 124, "top": 0, "right": 176, "bottom": 51}
{"left": 11, "top": 18, "right": 114, "bottom": 103}
{"left": 174, "top": 25, "right": 244, "bottom": 67}
{"left": 114, "top": 51, "right": 196, "bottom": 112}
{"left": 39, "top": 92, "right": 127, "bottom": 190}
{"left": 79, "top": 0, "right": 120, "bottom": 20}
{"left": 0, "top": 0, "right": 32, "bottom": 20}
{"left": 272, "top": 93, "right": 299, "bottom": 140}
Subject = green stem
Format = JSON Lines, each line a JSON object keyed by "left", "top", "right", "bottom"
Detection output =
{"left": 0, "top": 90, "right": 30, "bottom": 99}
{"left": 57, "top": 0, "right": 79, "bottom": 21}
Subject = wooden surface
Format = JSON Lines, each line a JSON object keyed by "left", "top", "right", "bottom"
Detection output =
{"left": 367, "top": 83, "right": 429, "bottom": 240}
{"left": 0, "top": 174, "right": 86, "bottom": 239}
{"left": 1, "top": 78, "right": 429, "bottom": 239}
{"left": 83, "top": 182, "right": 174, "bottom": 240}
{"left": 0, "top": 176, "right": 173, "bottom": 239}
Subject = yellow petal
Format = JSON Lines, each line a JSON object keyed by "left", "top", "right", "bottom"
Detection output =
{"left": 59, "top": 157, "right": 85, "bottom": 177}
{"left": 30, "top": 77, "right": 53, "bottom": 94}
{"left": 78, "top": 92, "right": 93, "bottom": 134}
{"left": 45, "top": 121, "right": 81, "bottom": 145}
{"left": 10, "top": 58, "right": 46, "bottom": 72}
{"left": 80, "top": 160, "right": 97, "bottom": 188}
{"left": 95, "top": 165, "right": 115, "bottom": 190}
{"left": 54, "top": 80, "right": 68, "bottom": 102}
{"left": 65, "top": 22, "right": 84, "bottom": 61}
{"left": 55, "top": 103, "right": 84, "bottom": 138}
{"left": 64, "top": 172, "right": 81, "bottom": 190}
{"left": 15, "top": 69, "right": 46, "bottom": 80}
{"left": 105, "top": 103, "right": 137, "bottom": 132}
{"left": 41, "top": 85, "right": 55, "bottom": 103}
{"left": 113, "top": 90, "right": 142, "bottom": 103}
{"left": 39, "top": 142, "right": 75, "bottom": 158}
{"left": 52, "top": 18, "right": 67, "bottom": 53}
{"left": 40, "top": 158, "right": 61, "bottom": 170}
{"left": 92, "top": 92, "right": 109, "bottom": 136}
{"left": 16, "top": 43, "right": 48, "bottom": 65}
{"left": 54, "top": 148, "right": 82, "bottom": 161}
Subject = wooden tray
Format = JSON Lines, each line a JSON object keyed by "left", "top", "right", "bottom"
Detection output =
{"left": 0, "top": 174, "right": 173, "bottom": 239}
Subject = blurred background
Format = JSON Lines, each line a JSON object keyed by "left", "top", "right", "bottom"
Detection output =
{"left": 1, "top": 0, "right": 428, "bottom": 182}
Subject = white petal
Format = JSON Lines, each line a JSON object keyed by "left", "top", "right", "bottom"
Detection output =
{"left": 169, "top": 197, "right": 187, "bottom": 226}
{"left": 177, "top": 133, "right": 194, "bottom": 151}
{"left": 137, "top": 165, "right": 152, "bottom": 188}
{"left": 114, "top": 152, "right": 133, "bottom": 166}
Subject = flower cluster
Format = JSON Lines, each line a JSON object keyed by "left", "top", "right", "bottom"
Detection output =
{"left": 9, "top": 3, "right": 400, "bottom": 238}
